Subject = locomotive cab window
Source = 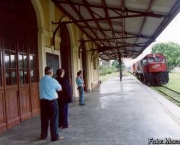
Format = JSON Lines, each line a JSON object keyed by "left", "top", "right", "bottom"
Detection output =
{"left": 147, "top": 57, "right": 154, "bottom": 63}
{"left": 154, "top": 57, "right": 161, "bottom": 62}
{"left": 142, "top": 59, "right": 147, "bottom": 65}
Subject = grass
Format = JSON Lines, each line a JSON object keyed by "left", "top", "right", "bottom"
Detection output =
{"left": 99, "top": 71, "right": 131, "bottom": 83}
{"left": 152, "top": 72, "right": 180, "bottom": 107}
{"left": 100, "top": 72, "right": 119, "bottom": 82}
{"left": 163, "top": 73, "right": 180, "bottom": 92}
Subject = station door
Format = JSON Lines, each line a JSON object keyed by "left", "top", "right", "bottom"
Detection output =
{"left": 0, "top": 0, "right": 39, "bottom": 133}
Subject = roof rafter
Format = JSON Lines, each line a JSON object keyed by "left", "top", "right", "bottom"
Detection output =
{"left": 55, "top": 1, "right": 165, "bottom": 16}
{"left": 53, "top": 13, "right": 164, "bottom": 25}
{"left": 52, "top": 0, "right": 105, "bottom": 48}
{"left": 68, "top": 0, "right": 105, "bottom": 45}
{"left": 81, "top": 36, "right": 149, "bottom": 42}
{"left": 83, "top": 0, "right": 111, "bottom": 47}
{"left": 134, "top": 0, "right": 155, "bottom": 52}
{"left": 52, "top": 0, "right": 180, "bottom": 60}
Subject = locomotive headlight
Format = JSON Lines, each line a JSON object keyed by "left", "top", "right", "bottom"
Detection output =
{"left": 152, "top": 64, "right": 160, "bottom": 68}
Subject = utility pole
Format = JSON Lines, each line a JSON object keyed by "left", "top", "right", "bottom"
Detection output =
{"left": 118, "top": 53, "right": 122, "bottom": 81}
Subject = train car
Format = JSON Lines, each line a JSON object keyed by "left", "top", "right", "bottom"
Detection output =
{"left": 134, "top": 53, "right": 169, "bottom": 85}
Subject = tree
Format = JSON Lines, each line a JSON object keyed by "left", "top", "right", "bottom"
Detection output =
{"left": 112, "top": 60, "right": 125, "bottom": 70}
{"left": 152, "top": 42, "right": 180, "bottom": 70}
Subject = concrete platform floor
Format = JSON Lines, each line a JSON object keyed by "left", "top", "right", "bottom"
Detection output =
{"left": 1, "top": 76, "right": 180, "bottom": 145}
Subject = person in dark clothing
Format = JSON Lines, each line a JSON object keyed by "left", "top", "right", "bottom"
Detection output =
{"left": 56, "top": 68, "right": 72, "bottom": 129}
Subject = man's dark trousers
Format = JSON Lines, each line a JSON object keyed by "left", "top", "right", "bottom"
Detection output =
{"left": 59, "top": 103, "right": 68, "bottom": 128}
{"left": 40, "top": 99, "right": 59, "bottom": 141}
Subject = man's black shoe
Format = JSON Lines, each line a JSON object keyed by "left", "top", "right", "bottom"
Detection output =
{"left": 79, "top": 103, "right": 85, "bottom": 106}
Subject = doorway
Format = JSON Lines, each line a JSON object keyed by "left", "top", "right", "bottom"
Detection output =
{"left": 60, "top": 25, "right": 72, "bottom": 85}
{"left": 0, "top": 0, "right": 39, "bottom": 132}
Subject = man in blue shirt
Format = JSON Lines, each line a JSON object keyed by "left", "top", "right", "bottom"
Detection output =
{"left": 39, "top": 66, "right": 63, "bottom": 141}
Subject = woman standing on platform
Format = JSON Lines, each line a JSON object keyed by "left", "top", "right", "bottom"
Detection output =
{"left": 56, "top": 68, "right": 72, "bottom": 129}
{"left": 76, "top": 70, "right": 85, "bottom": 106}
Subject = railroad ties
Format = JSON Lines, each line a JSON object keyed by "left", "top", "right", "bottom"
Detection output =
{"left": 154, "top": 86, "right": 180, "bottom": 103}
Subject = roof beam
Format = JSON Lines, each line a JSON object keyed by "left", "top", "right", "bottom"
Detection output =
{"left": 52, "top": 13, "right": 164, "bottom": 25}
{"left": 79, "top": 26, "right": 151, "bottom": 38}
{"left": 83, "top": 0, "right": 110, "bottom": 46}
{"left": 81, "top": 36, "right": 150, "bottom": 42}
{"left": 134, "top": 0, "right": 155, "bottom": 52}
{"left": 54, "top": 1, "right": 165, "bottom": 16}
{"left": 52, "top": 0, "right": 101, "bottom": 48}
{"left": 101, "top": 0, "right": 116, "bottom": 45}
{"left": 68, "top": 0, "right": 104, "bottom": 45}
{"left": 98, "top": 44, "right": 144, "bottom": 52}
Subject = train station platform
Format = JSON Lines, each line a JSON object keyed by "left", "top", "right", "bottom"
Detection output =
{"left": 1, "top": 76, "right": 180, "bottom": 145}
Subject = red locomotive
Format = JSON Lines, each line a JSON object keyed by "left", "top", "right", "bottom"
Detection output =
{"left": 133, "top": 53, "right": 169, "bottom": 85}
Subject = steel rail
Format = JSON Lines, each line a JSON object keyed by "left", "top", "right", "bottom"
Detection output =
{"left": 154, "top": 86, "right": 180, "bottom": 103}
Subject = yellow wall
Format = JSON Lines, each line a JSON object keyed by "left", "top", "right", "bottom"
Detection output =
{"left": 31, "top": 0, "right": 100, "bottom": 97}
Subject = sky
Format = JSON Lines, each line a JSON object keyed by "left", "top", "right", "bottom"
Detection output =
{"left": 124, "top": 12, "right": 180, "bottom": 67}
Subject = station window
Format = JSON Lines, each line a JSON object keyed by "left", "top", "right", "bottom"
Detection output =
{"left": 30, "top": 55, "right": 38, "bottom": 83}
{"left": 19, "top": 54, "right": 28, "bottom": 84}
{"left": 5, "top": 51, "right": 17, "bottom": 85}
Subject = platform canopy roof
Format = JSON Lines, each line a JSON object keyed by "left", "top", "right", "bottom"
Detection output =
{"left": 52, "top": 0, "right": 180, "bottom": 60}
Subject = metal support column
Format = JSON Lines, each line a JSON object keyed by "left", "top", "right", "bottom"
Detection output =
{"left": 119, "top": 53, "right": 122, "bottom": 81}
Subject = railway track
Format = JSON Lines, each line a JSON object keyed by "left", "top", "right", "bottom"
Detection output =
{"left": 154, "top": 86, "right": 180, "bottom": 103}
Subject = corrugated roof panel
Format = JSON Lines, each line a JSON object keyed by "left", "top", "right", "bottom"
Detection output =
{"left": 76, "top": 6, "right": 92, "bottom": 19}
{"left": 60, "top": 4, "right": 79, "bottom": 19}
{"left": 136, "top": 38, "right": 148, "bottom": 44}
{"left": 99, "top": 21, "right": 110, "bottom": 29}
{"left": 113, "top": 25, "right": 123, "bottom": 32}
{"left": 83, "top": 29, "right": 96, "bottom": 38}
{"left": 104, "top": 31, "right": 113, "bottom": 38}
{"left": 108, "top": 9, "right": 122, "bottom": 17}
{"left": 87, "top": 21, "right": 97, "bottom": 28}
{"left": 104, "top": 41, "right": 111, "bottom": 46}
{"left": 141, "top": 17, "right": 164, "bottom": 36}
{"left": 87, "top": 0, "right": 101, "bottom": 5}
{"left": 78, "top": 22, "right": 86, "bottom": 27}
{"left": 91, "top": 8, "right": 105, "bottom": 18}
{"left": 154, "top": 0, "right": 176, "bottom": 8}
{"left": 71, "top": 0, "right": 83, "bottom": 3}
{"left": 53, "top": 0, "right": 180, "bottom": 60}
{"left": 97, "top": 31, "right": 105, "bottom": 39}
{"left": 152, "top": 0, "right": 176, "bottom": 14}
{"left": 125, "top": 0, "right": 150, "bottom": 11}
{"left": 125, "top": 17, "right": 144, "bottom": 33}
{"left": 105, "top": 0, "right": 121, "bottom": 7}
{"left": 124, "top": 38, "right": 137, "bottom": 43}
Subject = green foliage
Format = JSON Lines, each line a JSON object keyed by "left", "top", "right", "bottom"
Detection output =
{"left": 99, "top": 60, "right": 126, "bottom": 76}
{"left": 112, "top": 60, "right": 125, "bottom": 70}
{"left": 99, "top": 66, "right": 118, "bottom": 76}
{"left": 152, "top": 42, "right": 180, "bottom": 70}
